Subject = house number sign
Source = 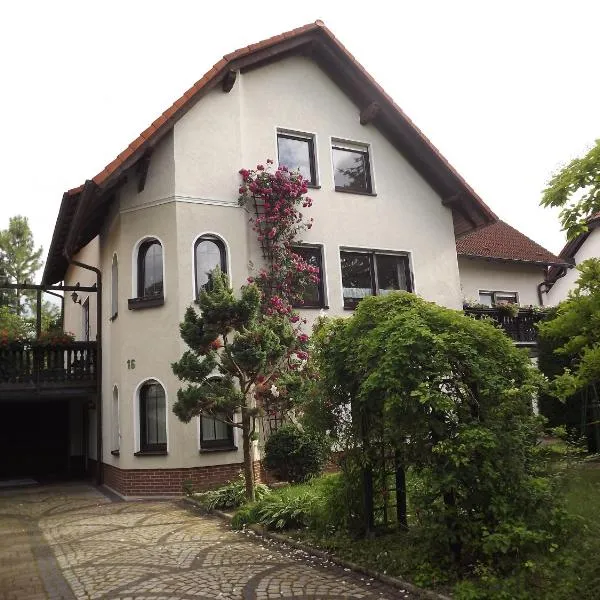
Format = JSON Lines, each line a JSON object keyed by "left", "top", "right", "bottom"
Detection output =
{"left": 127, "top": 359, "right": 136, "bottom": 370}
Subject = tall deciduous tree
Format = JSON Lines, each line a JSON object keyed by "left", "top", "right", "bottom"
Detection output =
{"left": 171, "top": 269, "right": 306, "bottom": 500}
{"left": 541, "top": 139, "right": 600, "bottom": 239}
{"left": 0, "top": 216, "right": 43, "bottom": 315}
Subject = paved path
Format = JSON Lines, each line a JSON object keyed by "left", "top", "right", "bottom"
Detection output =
{"left": 0, "top": 484, "right": 410, "bottom": 599}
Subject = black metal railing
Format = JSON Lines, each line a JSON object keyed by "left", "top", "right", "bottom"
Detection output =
{"left": 0, "top": 341, "right": 97, "bottom": 393}
{"left": 464, "top": 307, "right": 545, "bottom": 344}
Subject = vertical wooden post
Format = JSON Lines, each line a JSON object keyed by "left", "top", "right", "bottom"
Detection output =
{"left": 395, "top": 453, "right": 408, "bottom": 530}
{"left": 36, "top": 288, "right": 42, "bottom": 338}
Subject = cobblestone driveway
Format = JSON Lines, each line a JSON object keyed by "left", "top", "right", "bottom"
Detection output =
{"left": 0, "top": 484, "right": 410, "bottom": 599}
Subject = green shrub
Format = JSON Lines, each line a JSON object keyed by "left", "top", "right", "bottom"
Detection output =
{"left": 194, "top": 474, "right": 270, "bottom": 510}
{"left": 255, "top": 492, "right": 321, "bottom": 529}
{"left": 264, "top": 424, "right": 330, "bottom": 483}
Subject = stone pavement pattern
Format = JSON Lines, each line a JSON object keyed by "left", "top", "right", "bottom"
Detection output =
{"left": 0, "top": 484, "right": 412, "bottom": 599}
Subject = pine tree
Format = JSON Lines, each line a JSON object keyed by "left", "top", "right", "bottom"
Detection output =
{"left": 0, "top": 216, "right": 43, "bottom": 315}
{"left": 171, "top": 268, "right": 302, "bottom": 500}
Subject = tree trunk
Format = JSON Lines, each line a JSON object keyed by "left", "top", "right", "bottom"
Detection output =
{"left": 241, "top": 409, "right": 256, "bottom": 502}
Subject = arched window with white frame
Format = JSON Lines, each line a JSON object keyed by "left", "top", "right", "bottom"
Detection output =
{"left": 194, "top": 235, "right": 227, "bottom": 298}
{"left": 137, "top": 379, "right": 167, "bottom": 453}
{"left": 138, "top": 239, "right": 163, "bottom": 299}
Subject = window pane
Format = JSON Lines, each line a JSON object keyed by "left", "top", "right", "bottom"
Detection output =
{"left": 196, "top": 239, "right": 224, "bottom": 293}
{"left": 333, "top": 147, "right": 370, "bottom": 193}
{"left": 278, "top": 135, "right": 314, "bottom": 183}
{"left": 292, "top": 246, "right": 322, "bottom": 307}
{"left": 142, "top": 382, "right": 166, "bottom": 449}
{"left": 376, "top": 255, "right": 409, "bottom": 295}
{"left": 142, "top": 242, "right": 163, "bottom": 297}
{"left": 202, "top": 415, "right": 216, "bottom": 441}
{"left": 495, "top": 292, "right": 518, "bottom": 304}
{"left": 341, "top": 252, "right": 373, "bottom": 308}
{"left": 478, "top": 292, "right": 493, "bottom": 307}
{"left": 214, "top": 418, "right": 230, "bottom": 441}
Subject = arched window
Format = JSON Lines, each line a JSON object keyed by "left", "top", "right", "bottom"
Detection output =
{"left": 111, "top": 386, "right": 120, "bottom": 454}
{"left": 194, "top": 235, "right": 226, "bottom": 297}
{"left": 111, "top": 254, "right": 118, "bottom": 319}
{"left": 138, "top": 239, "right": 163, "bottom": 298}
{"left": 139, "top": 380, "right": 167, "bottom": 453}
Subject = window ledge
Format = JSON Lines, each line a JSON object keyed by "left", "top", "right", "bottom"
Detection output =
{"left": 292, "top": 305, "right": 329, "bottom": 310}
{"left": 199, "top": 446, "right": 238, "bottom": 454}
{"left": 110, "top": 449, "right": 120, "bottom": 457}
{"left": 128, "top": 296, "right": 164, "bottom": 310}
{"left": 306, "top": 184, "right": 321, "bottom": 189}
{"left": 334, "top": 187, "right": 377, "bottom": 197}
{"left": 134, "top": 450, "right": 168, "bottom": 456}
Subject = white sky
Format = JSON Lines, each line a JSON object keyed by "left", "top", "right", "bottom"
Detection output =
{"left": 2, "top": 0, "right": 599, "bottom": 280}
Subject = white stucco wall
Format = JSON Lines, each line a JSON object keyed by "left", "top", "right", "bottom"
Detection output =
{"left": 546, "top": 228, "right": 600, "bottom": 305}
{"left": 91, "top": 52, "right": 467, "bottom": 474}
{"left": 458, "top": 257, "right": 547, "bottom": 306}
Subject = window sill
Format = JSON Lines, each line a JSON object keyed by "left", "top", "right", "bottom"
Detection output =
{"left": 134, "top": 450, "right": 168, "bottom": 456}
{"left": 334, "top": 187, "right": 376, "bottom": 197}
{"left": 128, "top": 296, "right": 164, "bottom": 310}
{"left": 306, "top": 183, "right": 321, "bottom": 189}
{"left": 292, "top": 305, "right": 329, "bottom": 310}
{"left": 110, "top": 449, "right": 120, "bottom": 457}
{"left": 199, "top": 446, "right": 238, "bottom": 454}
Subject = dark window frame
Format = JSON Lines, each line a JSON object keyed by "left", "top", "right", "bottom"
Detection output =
{"left": 200, "top": 413, "right": 235, "bottom": 450}
{"left": 290, "top": 244, "right": 326, "bottom": 309}
{"left": 332, "top": 144, "right": 373, "bottom": 194}
{"left": 277, "top": 132, "right": 317, "bottom": 186}
{"left": 194, "top": 235, "right": 227, "bottom": 298}
{"left": 139, "top": 380, "right": 167, "bottom": 453}
{"left": 137, "top": 238, "right": 164, "bottom": 300}
{"left": 340, "top": 250, "right": 412, "bottom": 310}
{"left": 111, "top": 254, "right": 118, "bottom": 321}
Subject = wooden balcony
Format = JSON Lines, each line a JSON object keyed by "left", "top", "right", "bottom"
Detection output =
{"left": 463, "top": 307, "right": 545, "bottom": 345}
{"left": 0, "top": 341, "right": 97, "bottom": 399}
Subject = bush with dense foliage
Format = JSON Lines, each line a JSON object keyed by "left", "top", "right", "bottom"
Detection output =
{"left": 193, "top": 474, "right": 270, "bottom": 510}
{"left": 264, "top": 424, "right": 330, "bottom": 483}
{"left": 310, "top": 292, "right": 564, "bottom": 575}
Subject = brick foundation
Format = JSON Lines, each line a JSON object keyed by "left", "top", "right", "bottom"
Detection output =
{"left": 98, "top": 459, "right": 267, "bottom": 497}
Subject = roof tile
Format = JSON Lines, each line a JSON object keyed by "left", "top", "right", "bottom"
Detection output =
{"left": 457, "top": 220, "right": 563, "bottom": 265}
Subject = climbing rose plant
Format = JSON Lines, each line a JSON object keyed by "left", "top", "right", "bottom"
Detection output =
{"left": 238, "top": 160, "right": 319, "bottom": 324}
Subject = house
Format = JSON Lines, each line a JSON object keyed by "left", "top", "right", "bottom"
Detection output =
{"left": 5, "top": 21, "right": 499, "bottom": 497}
{"left": 455, "top": 219, "right": 568, "bottom": 346}
{"left": 457, "top": 219, "right": 568, "bottom": 307}
{"left": 544, "top": 213, "right": 600, "bottom": 304}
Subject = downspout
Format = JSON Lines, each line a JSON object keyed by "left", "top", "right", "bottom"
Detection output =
{"left": 537, "top": 266, "right": 569, "bottom": 305}
{"left": 63, "top": 253, "right": 103, "bottom": 486}
{"left": 62, "top": 180, "right": 103, "bottom": 486}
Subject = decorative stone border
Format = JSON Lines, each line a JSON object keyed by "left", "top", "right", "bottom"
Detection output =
{"left": 183, "top": 496, "right": 452, "bottom": 600}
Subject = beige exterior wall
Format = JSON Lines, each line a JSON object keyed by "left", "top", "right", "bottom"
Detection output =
{"left": 546, "top": 228, "right": 600, "bottom": 305}
{"left": 72, "top": 53, "right": 466, "bottom": 474}
{"left": 458, "top": 257, "right": 547, "bottom": 306}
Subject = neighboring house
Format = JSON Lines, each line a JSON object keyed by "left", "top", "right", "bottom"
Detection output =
{"left": 20, "top": 21, "right": 497, "bottom": 497}
{"left": 456, "top": 219, "right": 567, "bottom": 308}
{"left": 544, "top": 213, "right": 600, "bottom": 305}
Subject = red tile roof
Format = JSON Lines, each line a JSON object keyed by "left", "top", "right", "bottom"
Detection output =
{"left": 456, "top": 220, "right": 567, "bottom": 266}
{"left": 44, "top": 20, "right": 497, "bottom": 284}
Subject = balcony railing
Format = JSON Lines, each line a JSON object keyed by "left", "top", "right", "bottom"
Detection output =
{"left": 463, "top": 307, "right": 545, "bottom": 344}
{"left": 0, "top": 341, "right": 97, "bottom": 397}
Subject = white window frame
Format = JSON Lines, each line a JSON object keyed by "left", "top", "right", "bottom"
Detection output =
{"left": 133, "top": 377, "right": 169, "bottom": 454}
{"left": 190, "top": 232, "right": 232, "bottom": 300}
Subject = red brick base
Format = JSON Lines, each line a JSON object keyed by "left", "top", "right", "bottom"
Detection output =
{"left": 99, "top": 460, "right": 267, "bottom": 497}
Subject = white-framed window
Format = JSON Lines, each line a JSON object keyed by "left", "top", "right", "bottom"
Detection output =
{"left": 137, "top": 239, "right": 163, "bottom": 298}
{"left": 277, "top": 129, "right": 317, "bottom": 186}
{"left": 331, "top": 139, "right": 373, "bottom": 194}
{"left": 136, "top": 379, "right": 167, "bottom": 454}
{"left": 478, "top": 290, "right": 519, "bottom": 307}
{"left": 194, "top": 235, "right": 227, "bottom": 298}
{"left": 111, "top": 385, "right": 120, "bottom": 454}
{"left": 340, "top": 249, "right": 412, "bottom": 309}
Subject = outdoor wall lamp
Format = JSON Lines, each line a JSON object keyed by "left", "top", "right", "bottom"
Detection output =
{"left": 71, "top": 291, "right": 82, "bottom": 305}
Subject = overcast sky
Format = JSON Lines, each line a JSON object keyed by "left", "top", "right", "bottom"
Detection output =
{"left": 1, "top": 0, "right": 598, "bottom": 279}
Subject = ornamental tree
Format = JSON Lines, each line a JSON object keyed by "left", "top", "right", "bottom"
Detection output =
{"left": 172, "top": 161, "right": 318, "bottom": 501}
